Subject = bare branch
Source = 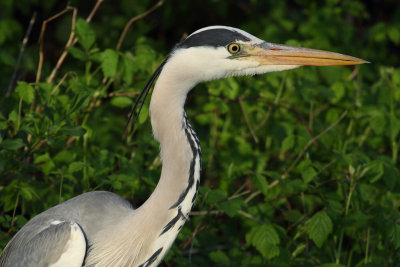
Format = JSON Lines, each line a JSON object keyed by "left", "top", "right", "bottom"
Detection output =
{"left": 47, "top": 7, "right": 78, "bottom": 83}
{"left": 6, "top": 12, "right": 37, "bottom": 96}
{"left": 281, "top": 110, "right": 348, "bottom": 179}
{"left": 36, "top": 6, "right": 75, "bottom": 83}
{"left": 245, "top": 110, "right": 349, "bottom": 203}
{"left": 86, "top": 0, "right": 104, "bottom": 23}
{"left": 116, "top": 0, "right": 165, "bottom": 51}
{"left": 37, "top": 0, "right": 104, "bottom": 84}
{"left": 238, "top": 95, "right": 259, "bottom": 143}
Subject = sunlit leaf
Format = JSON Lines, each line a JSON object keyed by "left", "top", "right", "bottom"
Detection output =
{"left": 15, "top": 82, "right": 34, "bottom": 104}
{"left": 100, "top": 49, "right": 119, "bottom": 78}
{"left": 76, "top": 18, "right": 96, "bottom": 51}
{"left": 111, "top": 96, "right": 133, "bottom": 108}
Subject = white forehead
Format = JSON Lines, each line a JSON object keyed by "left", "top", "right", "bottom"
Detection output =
{"left": 188, "top": 26, "right": 264, "bottom": 43}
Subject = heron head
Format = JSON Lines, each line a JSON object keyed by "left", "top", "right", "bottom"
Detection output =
{"left": 166, "top": 26, "right": 367, "bottom": 84}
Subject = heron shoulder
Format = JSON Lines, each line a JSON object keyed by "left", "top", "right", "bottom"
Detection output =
{"left": 0, "top": 220, "right": 86, "bottom": 267}
{"left": 48, "top": 222, "right": 86, "bottom": 267}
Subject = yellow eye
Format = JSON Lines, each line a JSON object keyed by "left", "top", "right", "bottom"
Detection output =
{"left": 227, "top": 43, "right": 241, "bottom": 54}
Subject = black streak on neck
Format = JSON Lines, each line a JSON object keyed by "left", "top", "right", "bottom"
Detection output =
{"left": 169, "top": 112, "right": 201, "bottom": 210}
{"left": 159, "top": 208, "right": 185, "bottom": 236}
{"left": 138, "top": 248, "right": 163, "bottom": 267}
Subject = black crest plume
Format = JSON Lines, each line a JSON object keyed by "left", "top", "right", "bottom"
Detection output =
{"left": 124, "top": 58, "right": 169, "bottom": 138}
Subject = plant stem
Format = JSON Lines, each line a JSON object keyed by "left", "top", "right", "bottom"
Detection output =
{"left": 364, "top": 228, "right": 370, "bottom": 263}
{"left": 336, "top": 182, "right": 356, "bottom": 264}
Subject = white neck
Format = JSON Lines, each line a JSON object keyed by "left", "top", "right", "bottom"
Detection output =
{"left": 135, "top": 58, "right": 202, "bottom": 266}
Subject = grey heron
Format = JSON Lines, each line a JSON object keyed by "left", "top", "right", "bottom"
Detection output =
{"left": 0, "top": 26, "right": 367, "bottom": 267}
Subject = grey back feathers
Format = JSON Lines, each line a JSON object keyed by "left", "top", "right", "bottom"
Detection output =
{"left": 1, "top": 220, "right": 74, "bottom": 266}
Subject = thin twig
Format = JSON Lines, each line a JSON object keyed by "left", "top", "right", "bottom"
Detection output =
{"left": 206, "top": 109, "right": 219, "bottom": 170}
{"left": 6, "top": 12, "right": 37, "bottom": 96}
{"left": 245, "top": 110, "right": 349, "bottom": 202}
{"left": 85, "top": 0, "right": 104, "bottom": 23}
{"left": 38, "top": 0, "right": 104, "bottom": 84}
{"left": 51, "top": 71, "right": 77, "bottom": 95}
{"left": 244, "top": 190, "right": 262, "bottom": 203}
{"left": 47, "top": 7, "right": 78, "bottom": 83}
{"left": 36, "top": 6, "right": 75, "bottom": 83}
{"left": 281, "top": 110, "right": 348, "bottom": 179}
{"left": 190, "top": 210, "right": 220, "bottom": 216}
{"left": 254, "top": 74, "right": 286, "bottom": 132}
{"left": 238, "top": 210, "right": 263, "bottom": 224}
{"left": 238, "top": 95, "right": 259, "bottom": 143}
{"left": 294, "top": 105, "right": 320, "bottom": 147}
{"left": 347, "top": 65, "right": 360, "bottom": 81}
{"left": 188, "top": 223, "right": 203, "bottom": 263}
{"left": 115, "top": 0, "right": 165, "bottom": 51}
{"left": 227, "top": 189, "right": 251, "bottom": 200}
{"left": 254, "top": 104, "right": 273, "bottom": 132}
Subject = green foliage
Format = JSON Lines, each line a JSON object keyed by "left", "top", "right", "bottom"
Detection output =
{"left": 246, "top": 224, "right": 280, "bottom": 259}
{"left": 1, "top": 0, "right": 400, "bottom": 266}
{"left": 306, "top": 211, "right": 333, "bottom": 248}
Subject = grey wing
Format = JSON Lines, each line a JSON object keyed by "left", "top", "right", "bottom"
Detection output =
{"left": 0, "top": 219, "right": 86, "bottom": 267}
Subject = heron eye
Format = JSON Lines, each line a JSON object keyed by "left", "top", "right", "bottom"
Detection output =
{"left": 227, "top": 43, "right": 241, "bottom": 54}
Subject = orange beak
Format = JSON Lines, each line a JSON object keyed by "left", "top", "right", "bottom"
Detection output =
{"left": 245, "top": 42, "right": 368, "bottom": 66}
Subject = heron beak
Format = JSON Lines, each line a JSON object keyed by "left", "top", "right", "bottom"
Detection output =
{"left": 245, "top": 42, "right": 368, "bottom": 66}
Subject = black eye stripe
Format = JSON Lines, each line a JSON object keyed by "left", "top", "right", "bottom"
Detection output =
{"left": 177, "top": 29, "right": 250, "bottom": 48}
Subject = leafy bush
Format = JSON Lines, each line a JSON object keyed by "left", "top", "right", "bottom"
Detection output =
{"left": 1, "top": 0, "right": 400, "bottom": 266}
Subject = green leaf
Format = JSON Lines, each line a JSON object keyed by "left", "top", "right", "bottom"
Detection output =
{"left": 389, "top": 114, "right": 400, "bottom": 141}
{"left": 330, "top": 82, "right": 345, "bottom": 104}
{"left": 60, "top": 126, "right": 86, "bottom": 137}
{"left": 292, "top": 243, "right": 306, "bottom": 257}
{"left": 76, "top": 18, "right": 96, "bottom": 51}
{"left": 54, "top": 150, "right": 76, "bottom": 163}
{"left": 252, "top": 174, "right": 269, "bottom": 195}
{"left": 67, "top": 46, "right": 87, "bottom": 61}
{"left": 366, "top": 160, "right": 384, "bottom": 183}
{"left": 246, "top": 225, "right": 280, "bottom": 259}
{"left": 387, "top": 26, "right": 400, "bottom": 44}
{"left": 122, "top": 53, "right": 136, "bottom": 84}
{"left": 369, "top": 111, "right": 386, "bottom": 135}
{"left": 302, "top": 166, "right": 317, "bottom": 183}
{"left": 34, "top": 153, "right": 55, "bottom": 174}
{"left": 34, "top": 153, "right": 51, "bottom": 164}
{"left": 306, "top": 211, "right": 333, "bottom": 248}
{"left": 68, "top": 162, "right": 86, "bottom": 173}
{"left": 281, "top": 135, "right": 295, "bottom": 153}
{"left": 390, "top": 224, "right": 400, "bottom": 249}
{"left": 219, "top": 198, "right": 242, "bottom": 217}
{"left": 206, "top": 189, "right": 227, "bottom": 204}
{"left": 69, "top": 93, "right": 91, "bottom": 114}
{"left": 100, "top": 49, "right": 119, "bottom": 78}
{"left": 138, "top": 105, "right": 149, "bottom": 124}
{"left": 0, "top": 139, "right": 25, "bottom": 150}
{"left": 111, "top": 96, "right": 133, "bottom": 108}
{"left": 20, "top": 187, "right": 33, "bottom": 201}
{"left": 15, "top": 81, "right": 34, "bottom": 104}
{"left": 209, "top": 250, "right": 230, "bottom": 265}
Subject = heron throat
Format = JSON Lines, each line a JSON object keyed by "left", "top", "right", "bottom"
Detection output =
{"left": 136, "top": 61, "right": 202, "bottom": 266}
